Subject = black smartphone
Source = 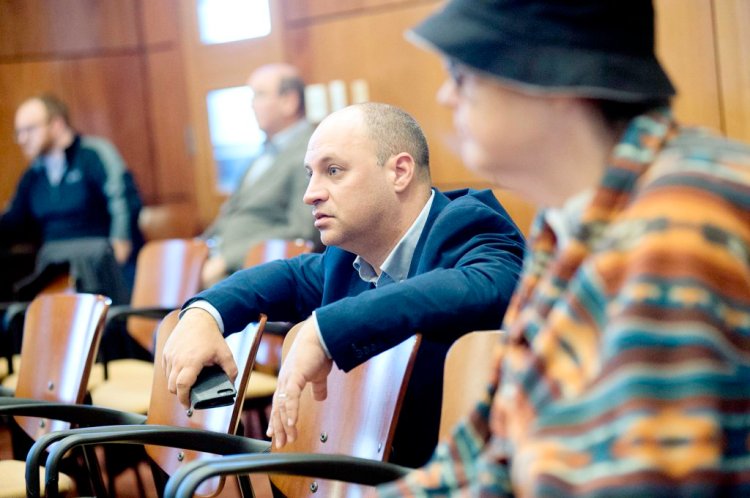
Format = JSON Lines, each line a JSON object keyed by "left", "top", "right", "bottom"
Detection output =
{"left": 189, "top": 365, "right": 237, "bottom": 410}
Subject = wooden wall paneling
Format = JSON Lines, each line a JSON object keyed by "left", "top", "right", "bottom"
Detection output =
{"left": 654, "top": 0, "right": 722, "bottom": 130}
{"left": 178, "top": 0, "right": 222, "bottom": 228}
{"left": 146, "top": 48, "right": 195, "bottom": 202}
{"left": 141, "top": 0, "right": 181, "bottom": 47}
{"left": 140, "top": 0, "right": 196, "bottom": 204}
{"left": 0, "top": 0, "right": 197, "bottom": 218}
{"left": 282, "top": 0, "right": 413, "bottom": 23}
{"left": 0, "top": 0, "right": 140, "bottom": 57}
{"left": 713, "top": 0, "right": 750, "bottom": 144}
{"left": 281, "top": 1, "right": 538, "bottom": 230}
{"left": 178, "top": 0, "right": 287, "bottom": 228}
{"left": 0, "top": 63, "right": 63, "bottom": 204}
{"left": 0, "top": 55, "right": 156, "bottom": 205}
{"left": 56, "top": 55, "right": 156, "bottom": 202}
{"left": 492, "top": 189, "right": 535, "bottom": 238}
{"left": 284, "top": 1, "right": 484, "bottom": 188}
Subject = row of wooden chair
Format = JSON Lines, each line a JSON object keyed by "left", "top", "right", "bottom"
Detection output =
{"left": 0, "top": 237, "right": 316, "bottom": 495}
{"left": 162, "top": 329, "right": 503, "bottom": 498}
{"left": 1, "top": 291, "right": 502, "bottom": 497}
{"left": 0, "top": 235, "right": 503, "bottom": 497}
{"left": 0, "top": 295, "right": 266, "bottom": 497}
{"left": 0, "top": 293, "right": 111, "bottom": 496}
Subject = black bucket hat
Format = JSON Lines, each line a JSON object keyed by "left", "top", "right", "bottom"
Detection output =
{"left": 407, "top": 0, "right": 675, "bottom": 102}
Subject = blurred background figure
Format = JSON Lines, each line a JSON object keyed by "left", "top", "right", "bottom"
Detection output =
{"left": 200, "top": 63, "right": 318, "bottom": 288}
{"left": 1, "top": 93, "right": 143, "bottom": 304}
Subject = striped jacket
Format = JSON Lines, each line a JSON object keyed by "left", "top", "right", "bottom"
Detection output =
{"left": 375, "top": 108, "right": 750, "bottom": 496}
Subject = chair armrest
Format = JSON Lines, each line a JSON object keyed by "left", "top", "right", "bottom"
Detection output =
{"left": 39, "top": 425, "right": 270, "bottom": 498}
{"left": 106, "top": 304, "right": 176, "bottom": 323}
{"left": 100, "top": 305, "right": 176, "bottom": 366}
{"left": 0, "top": 401, "right": 145, "bottom": 498}
{"left": 1, "top": 300, "right": 29, "bottom": 333}
{"left": 262, "top": 321, "right": 294, "bottom": 335}
{"left": 165, "top": 453, "right": 410, "bottom": 498}
{"left": 26, "top": 424, "right": 147, "bottom": 498}
{"left": 0, "top": 399, "right": 146, "bottom": 427}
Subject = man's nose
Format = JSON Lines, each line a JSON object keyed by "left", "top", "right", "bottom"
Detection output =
{"left": 437, "top": 78, "right": 458, "bottom": 107}
{"left": 303, "top": 177, "right": 325, "bottom": 206}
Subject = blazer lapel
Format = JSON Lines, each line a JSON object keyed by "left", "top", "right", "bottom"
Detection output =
{"left": 408, "top": 188, "right": 450, "bottom": 277}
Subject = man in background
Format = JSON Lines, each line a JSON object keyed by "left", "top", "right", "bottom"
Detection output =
{"left": 1, "top": 93, "right": 142, "bottom": 304}
{"left": 200, "top": 63, "right": 318, "bottom": 288}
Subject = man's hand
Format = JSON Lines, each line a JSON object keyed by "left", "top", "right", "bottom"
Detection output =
{"left": 267, "top": 318, "right": 333, "bottom": 448}
{"left": 162, "top": 308, "right": 238, "bottom": 408}
{"left": 111, "top": 239, "right": 132, "bottom": 264}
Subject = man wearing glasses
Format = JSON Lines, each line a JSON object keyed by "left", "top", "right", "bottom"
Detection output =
{"left": 1, "top": 93, "right": 142, "bottom": 304}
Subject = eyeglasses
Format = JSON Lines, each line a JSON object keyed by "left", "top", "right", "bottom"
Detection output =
{"left": 446, "top": 60, "right": 468, "bottom": 90}
{"left": 14, "top": 121, "right": 48, "bottom": 142}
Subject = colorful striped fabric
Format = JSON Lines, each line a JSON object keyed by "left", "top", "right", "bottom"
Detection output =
{"left": 375, "top": 108, "right": 750, "bottom": 496}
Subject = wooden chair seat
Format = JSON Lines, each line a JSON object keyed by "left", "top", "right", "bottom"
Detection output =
{"left": 0, "top": 355, "right": 20, "bottom": 382}
{"left": 89, "top": 377, "right": 152, "bottom": 414}
{"left": 0, "top": 460, "right": 74, "bottom": 498}
{"left": 90, "top": 358, "right": 154, "bottom": 412}
{"left": 2, "top": 356, "right": 105, "bottom": 393}
{"left": 244, "top": 371, "right": 277, "bottom": 398}
{"left": 99, "top": 358, "right": 154, "bottom": 380}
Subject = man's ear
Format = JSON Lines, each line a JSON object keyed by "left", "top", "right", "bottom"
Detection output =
{"left": 280, "top": 91, "right": 301, "bottom": 118}
{"left": 47, "top": 115, "right": 67, "bottom": 137}
{"left": 390, "top": 152, "right": 416, "bottom": 193}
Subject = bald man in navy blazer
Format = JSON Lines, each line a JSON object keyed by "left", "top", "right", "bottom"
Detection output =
{"left": 164, "top": 103, "right": 525, "bottom": 467}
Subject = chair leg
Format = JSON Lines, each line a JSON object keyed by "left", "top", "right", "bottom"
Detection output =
{"left": 132, "top": 463, "right": 149, "bottom": 498}
{"left": 83, "top": 445, "right": 110, "bottom": 498}
{"left": 238, "top": 474, "right": 256, "bottom": 497}
{"left": 241, "top": 398, "right": 273, "bottom": 439}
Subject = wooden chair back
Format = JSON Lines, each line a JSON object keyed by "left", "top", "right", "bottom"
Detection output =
{"left": 439, "top": 330, "right": 504, "bottom": 442}
{"left": 242, "top": 239, "right": 314, "bottom": 269}
{"left": 13, "top": 293, "right": 111, "bottom": 440}
{"left": 242, "top": 239, "right": 314, "bottom": 374}
{"left": 1, "top": 265, "right": 75, "bottom": 380}
{"left": 252, "top": 334, "right": 283, "bottom": 376}
{"left": 138, "top": 202, "right": 200, "bottom": 242}
{"left": 145, "top": 310, "right": 267, "bottom": 497}
{"left": 128, "top": 238, "right": 209, "bottom": 351}
{"left": 270, "top": 324, "right": 421, "bottom": 498}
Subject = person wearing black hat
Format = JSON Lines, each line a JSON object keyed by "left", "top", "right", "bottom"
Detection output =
{"left": 374, "top": 0, "right": 750, "bottom": 496}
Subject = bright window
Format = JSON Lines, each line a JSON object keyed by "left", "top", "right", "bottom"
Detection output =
{"left": 197, "top": 0, "right": 271, "bottom": 45}
{"left": 206, "top": 86, "right": 265, "bottom": 193}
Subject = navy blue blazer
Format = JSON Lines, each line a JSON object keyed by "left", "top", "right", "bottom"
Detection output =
{"left": 191, "top": 188, "right": 525, "bottom": 466}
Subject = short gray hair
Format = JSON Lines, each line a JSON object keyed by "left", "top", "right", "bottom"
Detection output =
{"left": 356, "top": 103, "right": 430, "bottom": 180}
